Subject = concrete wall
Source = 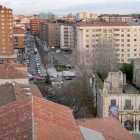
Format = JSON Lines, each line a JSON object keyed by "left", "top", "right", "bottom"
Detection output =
{"left": 0, "top": 78, "right": 29, "bottom": 85}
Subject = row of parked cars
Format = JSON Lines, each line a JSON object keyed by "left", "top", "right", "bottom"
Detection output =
{"left": 35, "top": 55, "right": 43, "bottom": 77}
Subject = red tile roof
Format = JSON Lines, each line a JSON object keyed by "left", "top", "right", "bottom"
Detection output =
{"left": 0, "top": 96, "right": 84, "bottom": 140}
{"left": 33, "top": 96, "right": 83, "bottom": 140}
{"left": 0, "top": 97, "right": 32, "bottom": 140}
{"left": 134, "top": 58, "right": 140, "bottom": 63}
{"left": 13, "top": 27, "right": 25, "bottom": 34}
{"left": 76, "top": 117, "right": 135, "bottom": 140}
{"left": 75, "top": 21, "right": 130, "bottom": 27}
{"left": 0, "top": 64, "right": 28, "bottom": 79}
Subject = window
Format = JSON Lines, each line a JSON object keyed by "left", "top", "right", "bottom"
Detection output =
{"left": 1, "top": 10, "right": 4, "bottom": 13}
{"left": 127, "top": 49, "right": 130, "bottom": 52}
{"left": 121, "top": 49, "right": 124, "bottom": 52}
{"left": 134, "top": 54, "right": 137, "bottom": 56}
{"left": 134, "top": 49, "right": 137, "bottom": 51}
{"left": 127, "top": 34, "right": 130, "bottom": 37}
{"left": 134, "top": 39, "right": 137, "bottom": 41}
{"left": 121, "top": 44, "right": 124, "bottom": 47}
{"left": 111, "top": 99, "right": 116, "bottom": 106}
{"left": 127, "top": 54, "right": 130, "bottom": 57}
{"left": 121, "top": 54, "right": 124, "bottom": 57}
{"left": 92, "top": 29, "right": 95, "bottom": 32}
{"left": 127, "top": 29, "right": 130, "bottom": 32}
{"left": 121, "top": 29, "right": 124, "bottom": 32}
{"left": 86, "top": 35, "right": 89, "bottom": 37}
{"left": 121, "top": 34, "right": 124, "bottom": 37}
{"left": 121, "top": 39, "right": 124, "bottom": 42}
{"left": 125, "top": 100, "right": 131, "bottom": 109}
{"left": 127, "top": 39, "right": 130, "bottom": 42}
{"left": 121, "top": 59, "right": 124, "bottom": 62}
{"left": 86, "top": 29, "right": 89, "bottom": 32}
{"left": 127, "top": 44, "right": 130, "bottom": 47}
{"left": 86, "top": 45, "right": 89, "bottom": 48}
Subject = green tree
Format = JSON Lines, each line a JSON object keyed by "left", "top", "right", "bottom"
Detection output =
{"left": 45, "top": 75, "right": 51, "bottom": 84}
{"left": 120, "top": 62, "right": 133, "bottom": 82}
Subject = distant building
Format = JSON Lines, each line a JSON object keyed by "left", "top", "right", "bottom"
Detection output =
{"left": 98, "top": 14, "right": 133, "bottom": 22}
{"left": 13, "top": 27, "right": 26, "bottom": 52}
{"left": 39, "top": 20, "right": 68, "bottom": 49}
{"left": 75, "top": 12, "right": 97, "bottom": 21}
{"left": 30, "top": 16, "right": 44, "bottom": 35}
{"left": 38, "top": 12, "right": 55, "bottom": 19}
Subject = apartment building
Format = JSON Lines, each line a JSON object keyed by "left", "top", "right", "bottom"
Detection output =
{"left": 39, "top": 20, "right": 68, "bottom": 49}
{"left": 13, "top": 27, "right": 26, "bottom": 52}
{"left": 0, "top": 5, "right": 13, "bottom": 55}
{"left": 98, "top": 14, "right": 133, "bottom": 22}
{"left": 60, "top": 25, "right": 74, "bottom": 50}
{"left": 30, "top": 16, "right": 43, "bottom": 35}
{"left": 71, "top": 20, "right": 140, "bottom": 63}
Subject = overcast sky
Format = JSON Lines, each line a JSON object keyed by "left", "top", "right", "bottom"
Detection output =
{"left": 1, "top": 0, "right": 140, "bottom": 16}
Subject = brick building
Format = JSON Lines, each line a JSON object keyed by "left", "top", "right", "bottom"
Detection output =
{"left": 0, "top": 5, "right": 13, "bottom": 56}
{"left": 39, "top": 20, "right": 68, "bottom": 49}
{"left": 13, "top": 27, "right": 26, "bottom": 52}
{"left": 30, "top": 16, "right": 43, "bottom": 35}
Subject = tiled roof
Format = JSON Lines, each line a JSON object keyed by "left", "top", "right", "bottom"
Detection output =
{"left": 13, "top": 27, "right": 25, "bottom": 34}
{"left": 0, "top": 97, "right": 32, "bottom": 140}
{"left": 29, "top": 85, "right": 43, "bottom": 98}
{"left": 0, "top": 96, "right": 84, "bottom": 140}
{"left": 76, "top": 117, "right": 135, "bottom": 140}
{"left": 0, "top": 83, "right": 16, "bottom": 107}
{"left": 75, "top": 21, "right": 130, "bottom": 27}
{"left": 0, "top": 64, "right": 28, "bottom": 79}
{"left": 134, "top": 58, "right": 140, "bottom": 63}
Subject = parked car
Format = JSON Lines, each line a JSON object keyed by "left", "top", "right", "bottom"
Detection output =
{"left": 32, "top": 70, "right": 37, "bottom": 75}
{"left": 65, "top": 77, "right": 72, "bottom": 80}
{"left": 29, "top": 77, "right": 34, "bottom": 81}
{"left": 38, "top": 70, "right": 41, "bottom": 74}
{"left": 37, "top": 77, "right": 44, "bottom": 81}
{"left": 38, "top": 73, "right": 43, "bottom": 77}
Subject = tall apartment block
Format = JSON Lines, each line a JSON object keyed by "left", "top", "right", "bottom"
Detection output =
{"left": 39, "top": 20, "right": 68, "bottom": 49}
{"left": 30, "top": 16, "right": 43, "bottom": 35}
{"left": 0, "top": 5, "right": 13, "bottom": 55}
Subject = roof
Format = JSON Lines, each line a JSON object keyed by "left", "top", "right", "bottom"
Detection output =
{"left": 0, "top": 64, "right": 28, "bottom": 79}
{"left": 134, "top": 58, "right": 140, "bottom": 63}
{"left": 129, "top": 21, "right": 140, "bottom": 26}
{"left": 13, "top": 27, "right": 25, "bottom": 34}
{"left": 0, "top": 83, "right": 16, "bottom": 107}
{"left": 75, "top": 21, "right": 130, "bottom": 27}
{"left": 79, "top": 126, "right": 105, "bottom": 140}
{"left": 0, "top": 96, "right": 84, "bottom": 140}
{"left": 76, "top": 117, "right": 135, "bottom": 140}
{"left": 29, "top": 85, "right": 43, "bottom": 98}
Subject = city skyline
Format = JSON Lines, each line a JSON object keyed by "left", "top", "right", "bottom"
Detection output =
{"left": 1, "top": 0, "right": 140, "bottom": 15}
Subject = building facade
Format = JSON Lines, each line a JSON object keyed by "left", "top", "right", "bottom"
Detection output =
{"left": 0, "top": 5, "right": 13, "bottom": 55}
{"left": 30, "top": 16, "right": 43, "bottom": 35}
{"left": 39, "top": 20, "right": 68, "bottom": 49}
{"left": 95, "top": 70, "right": 140, "bottom": 134}
{"left": 13, "top": 27, "right": 26, "bottom": 51}
{"left": 72, "top": 21, "right": 140, "bottom": 63}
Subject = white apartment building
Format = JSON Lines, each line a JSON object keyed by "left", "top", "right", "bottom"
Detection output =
{"left": 75, "top": 12, "right": 93, "bottom": 21}
{"left": 99, "top": 14, "right": 133, "bottom": 22}
{"left": 74, "top": 21, "right": 140, "bottom": 63}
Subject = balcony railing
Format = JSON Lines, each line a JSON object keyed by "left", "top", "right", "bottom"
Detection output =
{"left": 124, "top": 105, "right": 133, "bottom": 110}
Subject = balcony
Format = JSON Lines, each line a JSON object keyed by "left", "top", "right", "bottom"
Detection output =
{"left": 124, "top": 106, "right": 133, "bottom": 110}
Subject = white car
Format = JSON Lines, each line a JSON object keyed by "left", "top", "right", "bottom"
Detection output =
{"left": 56, "top": 49, "right": 61, "bottom": 53}
{"left": 38, "top": 70, "right": 41, "bottom": 74}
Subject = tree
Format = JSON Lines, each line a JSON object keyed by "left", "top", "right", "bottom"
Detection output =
{"left": 120, "top": 62, "right": 133, "bottom": 82}
{"left": 45, "top": 74, "right": 51, "bottom": 84}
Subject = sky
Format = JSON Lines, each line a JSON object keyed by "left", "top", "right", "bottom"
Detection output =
{"left": 1, "top": 0, "right": 140, "bottom": 16}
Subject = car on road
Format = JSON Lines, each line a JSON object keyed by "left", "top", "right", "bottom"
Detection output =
{"left": 37, "top": 67, "right": 41, "bottom": 70}
{"left": 37, "top": 77, "right": 44, "bottom": 81}
{"left": 29, "top": 77, "right": 34, "bottom": 81}
{"left": 32, "top": 70, "right": 37, "bottom": 75}
{"left": 65, "top": 77, "right": 73, "bottom": 80}
{"left": 38, "top": 73, "right": 43, "bottom": 77}
{"left": 37, "top": 70, "right": 41, "bottom": 74}
{"left": 56, "top": 49, "right": 61, "bottom": 53}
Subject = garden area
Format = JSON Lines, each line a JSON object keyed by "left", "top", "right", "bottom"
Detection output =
{"left": 54, "top": 65, "right": 69, "bottom": 72}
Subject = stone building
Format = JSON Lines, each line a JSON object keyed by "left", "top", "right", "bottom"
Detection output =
{"left": 133, "top": 58, "right": 140, "bottom": 89}
{"left": 95, "top": 70, "right": 140, "bottom": 134}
